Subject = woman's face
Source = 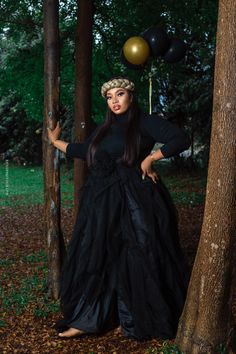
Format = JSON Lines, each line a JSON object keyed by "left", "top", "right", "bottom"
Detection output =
{"left": 106, "top": 88, "right": 132, "bottom": 115}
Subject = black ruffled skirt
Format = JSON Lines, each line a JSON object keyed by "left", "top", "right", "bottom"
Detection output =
{"left": 56, "top": 152, "right": 190, "bottom": 340}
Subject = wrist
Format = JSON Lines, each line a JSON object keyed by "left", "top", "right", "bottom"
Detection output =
{"left": 52, "top": 139, "right": 58, "bottom": 146}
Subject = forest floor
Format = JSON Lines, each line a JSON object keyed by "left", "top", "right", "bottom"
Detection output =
{"left": 0, "top": 201, "right": 203, "bottom": 354}
{"left": 1, "top": 162, "right": 233, "bottom": 353}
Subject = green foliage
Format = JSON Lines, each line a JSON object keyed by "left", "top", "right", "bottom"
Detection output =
{"left": 0, "top": 319, "right": 6, "bottom": 328}
{"left": 0, "top": 0, "right": 44, "bottom": 121}
{"left": 0, "top": 258, "right": 15, "bottom": 266}
{"left": 147, "top": 340, "right": 183, "bottom": 353}
{"left": 0, "top": 95, "right": 42, "bottom": 164}
{"left": 0, "top": 41, "right": 44, "bottom": 121}
{"left": 148, "top": 341, "right": 227, "bottom": 354}
{"left": 216, "top": 343, "right": 227, "bottom": 354}
{"left": 22, "top": 249, "right": 47, "bottom": 264}
{"left": 0, "top": 0, "right": 218, "bottom": 166}
{"left": 33, "top": 297, "right": 60, "bottom": 318}
{"left": 170, "top": 191, "right": 204, "bottom": 205}
{"left": 93, "top": 0, "right": 218, "bottom": 168}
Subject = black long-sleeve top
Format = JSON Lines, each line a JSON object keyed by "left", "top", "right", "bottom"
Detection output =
{"left": 66, "top": 111, "right": 190, "bottom": 163}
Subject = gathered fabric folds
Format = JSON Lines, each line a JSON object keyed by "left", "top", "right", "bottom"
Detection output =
{"left": 56, "top": 151, "right": 190, "bottom": 340}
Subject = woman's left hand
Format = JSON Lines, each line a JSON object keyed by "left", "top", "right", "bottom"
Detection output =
{"left": 140, "top": 156, "right": 159, "bottom": 184}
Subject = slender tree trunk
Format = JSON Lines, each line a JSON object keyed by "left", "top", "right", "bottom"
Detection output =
{"left": 175, "top": 1, "right": 236, "bottom": 353}
{"left": 73, "top": 0, "right": 93, "bottom": 220}
{"left": 42, "top": 0, "right": 64, "bottom": 299}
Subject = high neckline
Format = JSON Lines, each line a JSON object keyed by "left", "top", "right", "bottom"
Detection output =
{"left": 113, "top": 111, "right": 129, "bottom": 124}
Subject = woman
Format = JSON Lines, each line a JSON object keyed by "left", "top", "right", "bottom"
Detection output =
{"left": 47, "top": 77, "right": 191, "bottom": 341}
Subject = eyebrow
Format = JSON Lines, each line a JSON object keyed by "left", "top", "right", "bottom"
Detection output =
{"left": 107, "top": 89, "right": 125, "bottom": 96}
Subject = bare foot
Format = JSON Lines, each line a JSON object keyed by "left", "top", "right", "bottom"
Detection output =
{"left": 58, "top": 327, "right": 85, "bottom": 338}
{"left": 114, "top": 325, "right": 122, "bottom": 334}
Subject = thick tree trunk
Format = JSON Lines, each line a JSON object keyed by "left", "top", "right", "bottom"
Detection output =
{"left": 73, "top": 0, "right": 93, "bottom": 220}
{"left": 42, "top": 0, "right": 64, "bottom": 299}
{"left": 175, "top": 1, "right": 236, "bottom": 353}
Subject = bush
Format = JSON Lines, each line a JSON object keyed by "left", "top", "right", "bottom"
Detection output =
{"left": 0, "top": 95, "right": 42, "bottom": 165}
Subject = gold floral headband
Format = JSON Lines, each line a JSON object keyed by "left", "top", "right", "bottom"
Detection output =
{"left": 101, "top": 78, "right": 135, "bottom": 98}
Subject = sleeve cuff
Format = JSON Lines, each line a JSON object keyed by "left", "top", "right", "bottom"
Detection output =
{"left": 65, "top": 143, "right": 74, "bottom": 159}
{"left": 159, "top": 145, "right": 168, "bottom": 158}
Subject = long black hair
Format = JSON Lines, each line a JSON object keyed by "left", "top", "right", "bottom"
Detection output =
{"left": 87, "top": 92, "right": 141, "bottom": 167}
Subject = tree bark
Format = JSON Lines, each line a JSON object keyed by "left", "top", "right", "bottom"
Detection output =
{"left": 73, "top": 0, "right": 93, "bottom": 220}
{"left": 175, "top": 1, "right": 236, "bottom": 353}
{"left": 42, "top": 0, "right": 64, "bottom": 300}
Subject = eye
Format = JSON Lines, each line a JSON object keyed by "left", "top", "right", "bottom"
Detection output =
{"left": 118, "top": 91, "right": 125, "bottom": 96}
{"left": 106, "top": 96, "right": 112, "bottom": 101}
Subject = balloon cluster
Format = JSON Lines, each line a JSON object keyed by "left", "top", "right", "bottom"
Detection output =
{"left": 121, "top": 26, "right": 186, "bottom": 69}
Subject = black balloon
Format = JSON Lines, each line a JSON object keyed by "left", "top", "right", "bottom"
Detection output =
{"left": 141, "top": 26, "right": 170, "bottom": 57}
{"left": 163, "top": 38, "right": 187, "bottom": 63}
{"left": 120, "top": 49, "right": 145, "bottom": 70}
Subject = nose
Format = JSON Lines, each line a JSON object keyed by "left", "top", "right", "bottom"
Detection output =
{"left": 112, "top": 95, "right": 118, "bottom": 103}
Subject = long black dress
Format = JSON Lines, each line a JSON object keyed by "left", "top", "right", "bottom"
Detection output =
{"left": 56, "top": 111, "right": 191, "bottom": 340}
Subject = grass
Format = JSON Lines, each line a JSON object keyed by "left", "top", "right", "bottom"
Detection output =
{"left": 147, "top": 341, "right": 183, "bottom": 353}
{"left": 0, "top": 249, "right": 60, "bottom": 328}
{"left": 0, "top": 160, "right": 206, "bottom": 208}
{"left": 0, "top": 161, "right": 73, "bottom": 208}
{"left": 147, "top": 342, "right": 227, "bottom": 354}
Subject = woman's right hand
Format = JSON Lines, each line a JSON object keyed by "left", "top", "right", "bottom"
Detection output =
{"left": 47, "top": 121, "right": 61, "bottom": 144}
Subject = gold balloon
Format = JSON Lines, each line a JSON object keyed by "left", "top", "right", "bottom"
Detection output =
{"left": 123, "top": 36, "right": 150, "bottom": 65}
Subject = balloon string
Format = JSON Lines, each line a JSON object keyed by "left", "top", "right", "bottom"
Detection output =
{"left": 149, "top": 76, "right": 152, "bottom": 115}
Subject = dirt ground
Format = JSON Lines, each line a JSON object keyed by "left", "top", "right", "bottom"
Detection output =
{"left": 0, "top": 203, "right": 204, "bottom": 353}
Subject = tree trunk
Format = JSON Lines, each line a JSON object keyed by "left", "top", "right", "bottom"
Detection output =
{"left": 42, "top": 0, "right": 64, "bottom": 300}
{"left": 73, "top": 0, "right": 93, "bottom": 220}
{"left": 175, "top": 1, "right": 236, "bottom": 352}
